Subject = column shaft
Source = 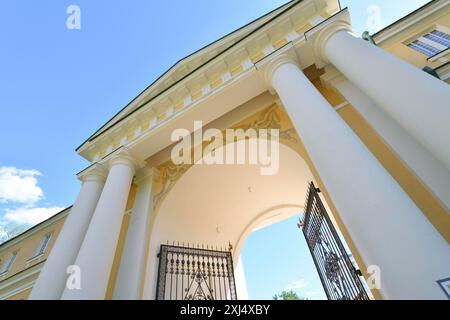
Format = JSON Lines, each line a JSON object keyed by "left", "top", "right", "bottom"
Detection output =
{"left": 334, "top": 79, "right": 450, "bottom": 212}
{"left": 266, "top": 56, "right": 450, "bottom": 299}
{"left": 29, "top": 165, "right": 105, "bottom": 300}
{"left": 61, "top": 154, "right": 135, "bottom": 300}
{"left": 113, "top": 168, "right": 155, "bottom": 300}
{"left": 323, "top": 30, "right": 450, "bottom": 171}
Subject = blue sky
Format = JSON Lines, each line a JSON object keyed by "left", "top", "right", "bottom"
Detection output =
{"left": 0, "top": 0, "right": 429, "bottom": 297}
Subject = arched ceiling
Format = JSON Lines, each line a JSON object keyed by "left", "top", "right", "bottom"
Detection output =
{"left": 149, "top": 142, "right": 314, "bottom": 257}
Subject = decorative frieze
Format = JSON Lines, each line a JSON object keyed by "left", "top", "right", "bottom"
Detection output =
{"left": 152, "top": 104, "right": 300, "bottom": 211}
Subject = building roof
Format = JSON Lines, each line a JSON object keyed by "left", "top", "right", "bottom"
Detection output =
{"left": 75, "top": 0, "right": 302, "bottom": 152}
{"left": 0, "top": 207, "right": 71, "bottom": 251}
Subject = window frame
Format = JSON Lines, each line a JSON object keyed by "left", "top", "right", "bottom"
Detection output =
{"left": 0, "top": 251, "right": 18, "bottom": 275}
{"left": 406, "top": 25, "right": 450, "bottom": 58}
{"left": 31, "top": 233, "right": 52, "bottom": 259}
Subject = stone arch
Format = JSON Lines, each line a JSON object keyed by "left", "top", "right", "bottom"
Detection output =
{"left": 142, "top": 140, "right": 316, "bottom": 299}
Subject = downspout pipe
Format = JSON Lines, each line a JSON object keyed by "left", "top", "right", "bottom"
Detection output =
{"left": 361, "top": 31, "right": 440, "bottom": 79}
{"left": 361, "top": 31, "right": 376, "bottom": 45}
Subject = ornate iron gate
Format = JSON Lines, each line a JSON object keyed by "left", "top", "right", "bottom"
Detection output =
{"left": 299, "top": 182, "right": 370, "bottom": 300}
{"left": 156, "top": 244, "right": 237, "bottom": 300}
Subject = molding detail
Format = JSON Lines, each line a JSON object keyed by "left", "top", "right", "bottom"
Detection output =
{"left": 103, "top": 147, "right": 140, "bottom": 174}
{"left": 0, "top": 261, "right": 44, "bottom": 300}
{"left": 153, "top": 163, "right": 192, "bottom": 210}
{"left": 262, "top": 53, "right": 299, "bottom": 86}
{"left": 239, "top": 105, "right": 298, "bottom": 144}
{"left": 152, "top": 105, "right": 299, "bottom": 211}
{"left": 76, "top": 1, "right": 324, "bottom": 161}
{"left": 305, "top": 9, "right": 352, "bottom": 68}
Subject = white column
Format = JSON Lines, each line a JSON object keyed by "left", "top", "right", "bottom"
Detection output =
{"left": 263, "top": 54, "right": 450, "bottom": 299}
{"left": 308, "top": 17, "right": 450, "bottom": 171}
{"left": 324, "top": 72, "right": 450, "bottom": 212}
{"left": 29, "top": 164, "right": 106, "bottom": 300}
{"left": 113, "top": 167, "right": 156, "bottom": 300}
{"left": 61, "top": 150, "right": 136, "bottom": 300}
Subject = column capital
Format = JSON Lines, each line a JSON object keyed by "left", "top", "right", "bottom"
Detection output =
{"left": 77, "top": 163, "right": 107, "bottom": 183}
{"left": 105, "top": 146, "right": 138, "bottom": 174}
{"left": 263, "top": 53, "right": 300, "bottom": 86}
{"left": 305, "top": 9, "right": 352, "bottom": 68}
{"left": 255, "top": 41, "right": 299, "bottom": 91}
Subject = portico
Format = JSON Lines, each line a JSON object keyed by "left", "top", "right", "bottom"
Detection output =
{"left": 28, "top": 0, "right": 450, "bottom": 301}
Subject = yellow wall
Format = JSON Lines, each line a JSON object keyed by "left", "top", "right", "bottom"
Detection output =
{"left": 7, "top": 288, "right": 32, "bottom": 300}
{"left": 0, "top": 214, "right": 67, "bottom": 280}
{"left": 0, "top": 208, "right": 69, "bottom": 299}
{"left": 379, "top": 11, "right": 450, "bottom": 71}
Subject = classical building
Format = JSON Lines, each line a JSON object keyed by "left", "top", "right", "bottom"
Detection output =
{"left": 1, "top": 0, "right": 449, "bottom": 300}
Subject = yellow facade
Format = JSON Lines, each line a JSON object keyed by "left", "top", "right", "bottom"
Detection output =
{"left": 0, "top": 208, "right": 69, "bottom": 299}
{"left": 373, "top": 2, "right": 450, "bottom": 82}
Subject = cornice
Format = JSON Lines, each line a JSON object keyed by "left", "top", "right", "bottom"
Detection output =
{"left": 79, "top": 0, "right": 304, "bottom": 146}
{"left": 76, "top": 0, "right": 337, "bottom": 162}
{"left": 261, "top": 51, "right": 299, "bottom": 86}
{"left": 102, "top": 146, "right": 140, "bottom": 174}
{"left": 0, "top": 261, "right": 43, "bottom": 300}
{"left": 76, "top": 163, "right": 107, "bottom": 183}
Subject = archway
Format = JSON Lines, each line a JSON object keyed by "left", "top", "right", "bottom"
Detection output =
{"left": 143, "top": 141, "right": 317, "bottom": 299}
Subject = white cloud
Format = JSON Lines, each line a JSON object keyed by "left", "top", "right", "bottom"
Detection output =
{"left": 4, "top": 206, "right": 64, "bottom": 225}
{"left": 0, "top": 166, "right": 43, "bottom": 204}
{"left": 283, "top": 279, "right": 308, "bottom": 291}
{"left": 0, "top": 225, "right": 8, "bottom": 243}
{"left": 0, "top": 166, "right": 64, "bottom": 243}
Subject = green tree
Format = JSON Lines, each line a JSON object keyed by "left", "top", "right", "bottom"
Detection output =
{"left": 272, "top": 290, "right": 307, "bottom": 300}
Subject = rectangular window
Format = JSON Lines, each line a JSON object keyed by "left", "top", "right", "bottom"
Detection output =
{"left": 0, "top": 252, "right": 18, "bottom": 275}
{"left": 408, "top": 29, "right": 450, "bottom": 57}
{"left": 33, "top": 233, "right": 52, "bottom": 258}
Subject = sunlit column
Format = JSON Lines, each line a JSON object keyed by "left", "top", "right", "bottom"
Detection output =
{"left": 29, "top": 164, "right": 106, "bottom": 300}
{"left": 113, "top": 167, "right": 158, "bottom": 300}
{"left": 307, "top": 12, "right": 450, "bottom": 171}
{"left": 263, "top": 53, "right": 450, "bottom": 299}
{"left": 322, "top": 70, "right": 450, "bottom": 212}
{"left": 61, "top": 149, "right": 136, "bottom": 300}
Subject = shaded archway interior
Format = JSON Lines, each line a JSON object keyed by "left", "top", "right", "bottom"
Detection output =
{"left": 144, "top": 142, "right": 316, "bottom": 298}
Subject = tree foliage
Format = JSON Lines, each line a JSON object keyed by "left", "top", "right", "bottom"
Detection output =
{"left": 272, "top": 290, "right": 307, "bottom": 300}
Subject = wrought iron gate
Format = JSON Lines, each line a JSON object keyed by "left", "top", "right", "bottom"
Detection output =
{"left": 299, "top": 182, "right": 370, "bottom": 300}
{"left": 156, "top": 244, "right": 237, "bottom": 300}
